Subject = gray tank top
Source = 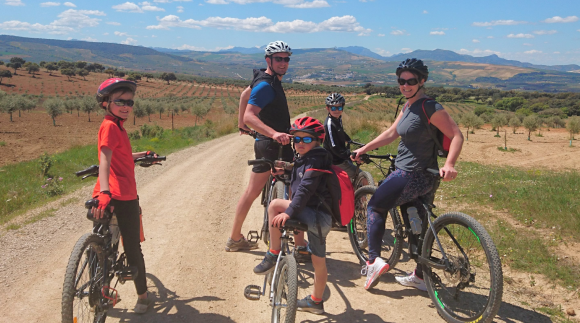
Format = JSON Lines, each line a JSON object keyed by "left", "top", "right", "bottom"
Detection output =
{"left": 395, "top": 99, "right": 444, "bottom": 172}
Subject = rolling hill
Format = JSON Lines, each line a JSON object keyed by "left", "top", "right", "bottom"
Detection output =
{"left": 2, "top": 34, "right": 579, "bottom": 92}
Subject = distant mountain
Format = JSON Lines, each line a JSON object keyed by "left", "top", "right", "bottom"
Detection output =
{"left": 218, "top": 46, "right": 264, "bottom": 54}
{"left": 385, "top": 49, "right": 580, "bottom": 73}
{"left": 337, "top": 46, "right": 385, "bottom": 60}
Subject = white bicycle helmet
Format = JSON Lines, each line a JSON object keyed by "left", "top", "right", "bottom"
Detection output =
{"left": 265, "top": 41, "right": 292, "bottom": 57}
{"left": 325, "top": 93, "right": 345, "bottom": 106}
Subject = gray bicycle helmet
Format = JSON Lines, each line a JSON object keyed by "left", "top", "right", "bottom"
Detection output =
{"left": 396, "top": 58, "right": 429, "bottom": 81}
{"left": 325, "top": 93, "right": 345, "bottom": 106}
{"left": 265, "top": 41, "right": 292, "bottom": 57}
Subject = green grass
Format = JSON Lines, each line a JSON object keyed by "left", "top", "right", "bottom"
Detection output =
{"left": 0, "top": 141, "right": 5, "bottom": 147}
{"left": 0, "top": 122, "right": 235, "bottom": 226}
{"left": 497, "top": 147, "right": 521, "bottom": 153}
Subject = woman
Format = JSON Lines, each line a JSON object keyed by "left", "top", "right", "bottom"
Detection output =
{"left": 352, "top": 58, "right": 464, "bottom": 291}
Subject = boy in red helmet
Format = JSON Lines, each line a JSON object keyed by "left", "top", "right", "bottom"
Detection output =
{"left": 253, "top": 116, "right": 333, "bottom": 315}
{"left": 92, "top": 78, "right": 156, "bottom": 314}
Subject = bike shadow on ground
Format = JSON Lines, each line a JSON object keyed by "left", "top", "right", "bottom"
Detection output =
{"left": 107, "top": 273, "right": 236, "bottom": 323}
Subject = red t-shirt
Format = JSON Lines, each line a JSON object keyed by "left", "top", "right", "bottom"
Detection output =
{"left": 93, "top": 115, "right": 137, "bottom": 200}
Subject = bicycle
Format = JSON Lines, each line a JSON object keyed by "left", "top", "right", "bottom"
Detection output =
{"left": 61, "top": 155, "right": 166, "bottom": 323}
{"left": 241, "top": 128, "right": 292, "bottom": 246}
{"left": 352, "top": 154, "right": 503, "bottom": 323}
{"left": 346, "top": 140, "right": 375, "bottom": 190}
{"left": 243, "top": 157, "right": 305, "bottom": 323}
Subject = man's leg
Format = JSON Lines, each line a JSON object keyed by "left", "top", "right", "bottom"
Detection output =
{"left": 227, "top": 171, "right": 270, "bottom": 251}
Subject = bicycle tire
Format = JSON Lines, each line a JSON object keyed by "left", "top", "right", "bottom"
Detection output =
{"left": 62, "top": 233, "right": 107, "bottom": 323}
{"left": 348, "top": 185, "right": 403, "bottom": 267}
{"left": 422, "top": 212, "right": 503, "bottom": 323}
{"left": 354, "top": 170, "right": 374, "bottom": 191}
{"left": 261, "top": 181, "right": 271, "bottom": 245}
{"left": 271, "top": 256, "right": 298, "bottom": 323}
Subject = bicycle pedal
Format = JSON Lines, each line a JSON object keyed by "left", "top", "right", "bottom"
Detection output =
{"left": 247, "top": 230, "right": 260, "bottom": 244}
{"left": 244, "top": 285, "right": 261, "bottom": 301}
{"left": 116, "top": 266, "right": 138, "bottom": 283}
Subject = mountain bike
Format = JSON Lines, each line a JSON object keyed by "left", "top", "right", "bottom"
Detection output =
{"left": 353, "top": 154, "right": 503, "bottom": 323}
{"left": 61, "top": 155, "right": 166, "bottom": 323}
{"left": 242, "top": 129, "right": 292, "bottom": 246}
{"left": 347, "top": 140, "right": 375, "bottom": 190}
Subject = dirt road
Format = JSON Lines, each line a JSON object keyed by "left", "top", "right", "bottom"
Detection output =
{"left": 0, "top": 133, "right": 552, "bottom": 323}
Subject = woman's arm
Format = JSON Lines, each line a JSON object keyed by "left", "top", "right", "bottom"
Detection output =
{"left": 430, "top": 109, "right": 464, "bottom": 181}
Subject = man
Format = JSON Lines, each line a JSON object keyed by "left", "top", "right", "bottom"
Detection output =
{"left": 226, "top": 41, "right": 294, "bottom": 251}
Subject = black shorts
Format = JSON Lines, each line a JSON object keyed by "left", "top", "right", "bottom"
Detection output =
{"left": 253, "top": 139, "right": 294, "bottom": 173}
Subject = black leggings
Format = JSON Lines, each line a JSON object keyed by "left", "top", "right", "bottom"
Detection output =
{"left": 110, "top": 199, "right": 147, "bottom": 295}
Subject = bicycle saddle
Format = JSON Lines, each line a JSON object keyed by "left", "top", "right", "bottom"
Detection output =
{"left": 282, "top": 219, "right": 308, "bottom": 232}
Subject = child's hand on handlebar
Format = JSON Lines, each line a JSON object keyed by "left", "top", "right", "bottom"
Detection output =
{"left": 271, "top": 213, "right": 290, "bottom": 228}
{"left": 351, "top": 148, "right": 365, "bottom": 163}
{"left": 271, "top": 167, "right": 285, "bottom": 176}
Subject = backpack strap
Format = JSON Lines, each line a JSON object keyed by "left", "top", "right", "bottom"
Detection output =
{"left": 305, "top": 168, "right": 333, "bottom": 245}
{"left": 417, "top": 98, "right": 446, "bottom": 157}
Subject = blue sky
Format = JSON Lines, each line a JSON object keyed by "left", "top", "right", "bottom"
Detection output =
{"left": 1, "top": 0, "right": 579, "bottom": 65}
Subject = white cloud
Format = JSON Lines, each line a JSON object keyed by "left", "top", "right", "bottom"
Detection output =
{"left": 507, "top": 33, "right": 534, "bottom": 38}
{"left": 390, "top": 29, "right": 405, "bottom": 36}
{"left": 103, "top": 32, "right": 109, "bottom": 35}
{"left": 472, "top": 20, "right": 526, "bottom": 27}
{"left": 0, "top": 9, "right": 105, "bottom": 34}
{"left": 533, "top": 29, "right": 557, "bottom": 35}
{"left": 554, "top": 51, "right": 560, "bottom": 54}
{"left": 487, "top": 36, "right": 494, "bottom": 39}
{"left": 472, "top": 39, "right": 480, "bottom": 43}
{"left": 422, "top": 10, "right": 428, "bottom": 14}
{"left": 147, "top": 15, "right": 371, "bottom": 35}
{"left": 542, "top": 16, "right": 578, "bottom": 23}
{"left": 204, "top": 0, "right": 330, "bottom": 8}
{"left": 430, "top": 31, "right": 445, "bottom": 35}
{"left": 113, "top": 2, "right": 143, "bottom": 12}
{"left": 457, "top": 49, "right": 501, "bottom": 56}
{"left": 63, "top": 2, "right": 75, "bottom": 7}
{"left": 524, "top": 49, "right": 542, "bottom": 54}
{"left": 176, "top": 44, "right": 233, "bottom": 51}
{"left": 377, "top": 33, "right": 385, "bottom": 37}
{"left": 373, "top": 48, "right": 389, "bottom": 56}
{"left": 82, "top": 36, "right": 97, "bottom": 41}
{"left": 154, "top": 0, "right": 191, "bottom": 2}
{"left": 140, "top": 1, "right": 165, "bottom": 11}
{"left": 107, "top": 21, "right": 121, "bottom": 25}
{"left": 401, "top": 48, "right": 412, "bottom": 53}
{"left": 5, "top": 0, "right": 24, "bottom": 6}
{"left": 121, "top": 37, "right": 137, "bottom": 44}
{"left": 41, "top": 2, "right": 60, "bottom": 7}
{"left": 523, "top": 43, "right": 532, "bottom": 46}
{"left": 114, "top": 31, "right": 128, "bottom": 36}
{"left": 176, "top": 5, "right": 183, "bottom": 12}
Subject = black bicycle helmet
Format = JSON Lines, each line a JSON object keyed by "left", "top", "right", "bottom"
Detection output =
{"left": 396, "top": 58, "right": 429, "bottom": 81}
{"left": 325, "top": 93, "right": 345, "bottom": 106}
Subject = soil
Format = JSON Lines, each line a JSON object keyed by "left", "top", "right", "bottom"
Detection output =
{"left": 1, "top": 132, "right": 578, "bottom": 323}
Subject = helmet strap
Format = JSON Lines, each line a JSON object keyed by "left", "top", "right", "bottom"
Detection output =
{"left": 267, "top": 56, "right": 286, "bottom": 79}
{"left": 106, "top": 101, "right": 127, "bottom": 121}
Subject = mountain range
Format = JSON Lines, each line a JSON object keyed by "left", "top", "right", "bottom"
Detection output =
{"left": 2, "top": 34, "right": 580, "bottom": 92}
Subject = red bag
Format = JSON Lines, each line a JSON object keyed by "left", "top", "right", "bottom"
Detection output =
{"left": 420, "top": 99, "right": 451, "bottom": 158}
{"left": 309, "top": 165, "right": 355, "bottom": 226}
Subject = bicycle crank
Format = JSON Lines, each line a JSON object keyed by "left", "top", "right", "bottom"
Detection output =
{"left": 244, "top": 285, "right": 261, "bottom": 301}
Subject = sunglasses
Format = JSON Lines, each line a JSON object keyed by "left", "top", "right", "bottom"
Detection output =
{"left": 111, "top": 99, "right": 135, "bottom": 107}
{"left": 329, "top": 106, "right": 344, "bottom": 111}
{"left": 272, "top": 56, "right": 291, "bottom": 63}
{"left": 294, "top": 136, "right": 315, "bottom": 144}
{"left": 397, "top": 78, "right": 419, "bottom": 86}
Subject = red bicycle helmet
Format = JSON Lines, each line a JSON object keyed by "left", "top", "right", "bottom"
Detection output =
{"left": 96, "top": 78, "right": 137, "bottom": 104}
{"left": 290, "top": 116, "right": 325, "bottom": 142}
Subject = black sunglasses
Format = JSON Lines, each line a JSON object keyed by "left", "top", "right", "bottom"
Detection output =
{"left": 397, "top": 78, "right": 419, "bottom": 86}
{"left": 294, "top": 136, "right": 314, "bottom": 144}
{"left": 329, "top": 106, "right": 344, "bottom": 111}
{"left": 111, "top": 99, "right": 135, "bottom": 107}
{"left": 272, "top": 56, "right": 291, "bottom": 63}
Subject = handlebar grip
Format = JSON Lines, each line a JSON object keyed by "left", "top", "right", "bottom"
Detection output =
{"left": 426, "top": 168, "right": 441, "bottom": 177}
{"left": 75, "top": 165, "right": 99, "bottom": 177}
{"left": 247, "top": 160, "right": 263, "bottom": 166}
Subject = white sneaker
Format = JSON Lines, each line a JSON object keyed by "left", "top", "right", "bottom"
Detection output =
{"left": 364, "top": 257, "right": 390, "bottom": 290}
{"left": 395, "top": 271, "right": 427, "bottom": 291}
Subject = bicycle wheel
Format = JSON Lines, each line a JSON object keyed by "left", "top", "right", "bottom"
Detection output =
{"left": 354, "top": 170, "right": 374, "bottom": 191}
{"left": 422, "top": 212, "right": 503, "bottom": 323}
{"left": 271, "top": 256, "right": 297, "bottom": 323}
{"left": 62, "top": 233, "right": 107, "bottom": 323}
{"left": 348, "top": 185, "right": 403, "bottom": 267}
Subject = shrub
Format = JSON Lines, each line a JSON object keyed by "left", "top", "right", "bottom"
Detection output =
{"left": 41, "top": 177, "right": 64, "bottom": 197}
{"left": 128, "top": 130, "right": 141, "bottom": 140}
{"left": 140, "top": 124, "right": 164, "bottom": 138}
{"left": 39, "top": 152, "right": 53, "bottom": 177}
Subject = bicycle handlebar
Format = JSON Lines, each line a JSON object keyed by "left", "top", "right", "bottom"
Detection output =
{"left": 239, "top": 128, "right": 258, "bottom": 139}
{"left": 75, "top": 156, "right": 167, "bottom": 179}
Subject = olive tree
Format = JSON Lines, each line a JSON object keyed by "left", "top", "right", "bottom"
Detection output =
{"left": 43, "top": 97, "right": 64, "bottom": 126}
{"left": 491, "top": 114, "right": 508, "bottom": 136}
{"left": 0, "top": 69, "right": 12, "bottom": 85}
{"left": 8, "top": 57, "right": 25, "bottom": 75}
{"left": 509, "top": 116, "right": 521, "bottom": 134}
{"left": 460, "top": 112, "right": 483, "bottom": 140}
{"left": 133, "top": 100, "right": 147, "bottom": 125}
{"left": 82, "top": 96, "right": 98, "bottom": 122}
{"left": 567, "top": 116, "right": 580, "bottom": 140}
{"left": 522, "top": 115, "right": 539, "bottom": 140}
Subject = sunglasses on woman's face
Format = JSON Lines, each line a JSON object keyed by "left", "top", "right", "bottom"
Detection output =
{"left": 397, "top": 78, "right": 419, "bottom": 86}
{"left": 294, "top": 136, "right": 314, "bottom": 144}
{"left": 111, "top": 99, "right": 135, "bottom": 107}
{"left": 329, "top": 106, "right": 344, "bottom": 111}
{"left": 272, "top": 56, "right": 291, "bottom": 63}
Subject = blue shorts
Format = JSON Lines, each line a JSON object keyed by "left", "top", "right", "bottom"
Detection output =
{"left": 291, "top": 206, "right": 332, "bottom": 258}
